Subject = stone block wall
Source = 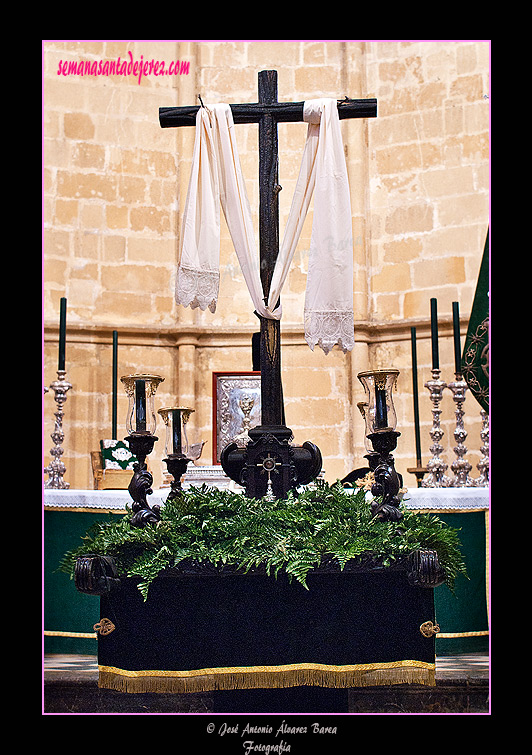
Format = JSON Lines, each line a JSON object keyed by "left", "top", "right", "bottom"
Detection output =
{"left": 43, "top": 41, "right": 489, "bottom": 490}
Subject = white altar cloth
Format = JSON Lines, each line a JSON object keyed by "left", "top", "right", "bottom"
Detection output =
{"left": 44, "top": 487, "right": 156, "bottom": 511}
{"left": 402, "top": 487, "right": 489, "bottom": 511}
{"left": 44, "top": 473, "right": 489, "bottom": 512}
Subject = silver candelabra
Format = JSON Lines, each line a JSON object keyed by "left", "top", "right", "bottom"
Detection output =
{"left": 422, "top": 368, "right": 451, "bottom": 488}
{"left": 44, "top": 369, "right": 72, "bottom": 489}
{"left": 447, "top": 373, "right": 476, "bottom": 487}
{"left": 422, "top": 370, "right": 489, "bottom": 488}
{"left": 476, "top": 409, "right": 489, "bottom": 486}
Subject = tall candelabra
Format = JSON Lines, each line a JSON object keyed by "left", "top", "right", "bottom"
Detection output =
{"left": 121, "top": 374, "right": 165, "bottom": 527}
{"left": 476, "top": 409, "right": 489, "bottom": 486}
{"left": 44, "top": 370, "right": 73, "bottom": 489}
{"left": 419, "top": 299, "right": 489, "bottom": 489}
{"left": 422, "top": 368, "right": 451, "bottom": 488}
{"left": 448, "top": 372, "right": 475, "bottom": 487}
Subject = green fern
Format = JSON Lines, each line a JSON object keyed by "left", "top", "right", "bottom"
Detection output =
{"left": 60, "top": 481, "right": 467, "bottom": 600}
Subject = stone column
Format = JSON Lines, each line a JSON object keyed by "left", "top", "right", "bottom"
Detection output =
{"left": 343, "top": 42, "right": 372, "bottom": 471}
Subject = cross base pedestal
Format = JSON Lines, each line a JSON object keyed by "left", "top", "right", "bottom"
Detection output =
{"left": 220, "top": 425, "right": 322, "bottom": 500}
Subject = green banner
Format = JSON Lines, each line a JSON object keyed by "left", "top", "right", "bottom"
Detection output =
{"left": 462, "top": 230, "right": 489, "bottom": 412}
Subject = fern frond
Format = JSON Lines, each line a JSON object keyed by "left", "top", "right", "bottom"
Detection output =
{"left": 61, "top": 481, "right": 467, "bottom": 599}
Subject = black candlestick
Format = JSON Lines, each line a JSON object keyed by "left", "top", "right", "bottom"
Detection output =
{"left": 430, "top": 298, "right": 439, "bottom": 370}
{"left": 112, "top": 331, "right": 118, "bottom": 439}
{"left": 58, "top": 297, "right": 67, "bottom": 371}
{"left": 366, "top": 430, "right": 403, "bottom": 522}
{"left": 410, "top": 327, "right": 422, "bottom": 466}
{"left": 407, "top": 327, "right": 427, "bottom": 486}
{"left": 375, "top": 388, "right": 388, "bottom": 428}
{"left": 171, "top": 409, "right": 182, "bottom": 455}
{"left": 163, "top": 454, "right": 192, "bottom": 502}
{"left": 126, "top": 432, "right": 160, "bottom": 527}
{"left": 135, "top": 379, "right": 147, "bottom": 433}
{"left": 452, "top": 301, "right": 462, "bottom": 374}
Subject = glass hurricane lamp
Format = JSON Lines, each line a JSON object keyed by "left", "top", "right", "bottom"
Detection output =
{"left": 120, "top": 373, "right": 165, "bottom": 527}
{"left": 356, "top": 369, "right": 403, "bottom": 522}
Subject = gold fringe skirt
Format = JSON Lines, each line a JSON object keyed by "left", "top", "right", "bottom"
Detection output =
{"left": 98, "top": 660, "right": 435, "bottom": 694}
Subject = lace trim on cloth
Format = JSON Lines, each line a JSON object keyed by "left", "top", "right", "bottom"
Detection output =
{"left": 304, "top": 310, "right": 355, "bottom": 355}
{"left": 175, "top": 265, "right": 220, "bottom": 313}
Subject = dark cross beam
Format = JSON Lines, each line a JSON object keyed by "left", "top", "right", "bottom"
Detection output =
{"left": 160, "top": 70, "right": 377, "bottom": 430}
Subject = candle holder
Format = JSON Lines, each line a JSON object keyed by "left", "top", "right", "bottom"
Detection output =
{"left": 44, "top": 370, "right": 73, "bottom": 488}
{"left": 340, "top": 403, "right": 373, "bottom": 486}
{"left": 158, "top": 407, "right": 194, "bottom": 502}
{"left": 476, "top": 409, "right": 489, "bottom": 487}
{"left": 358, "top": 370, "right": 403, "bottom": 522}
{"left": 422, "top": 369, "right": 451, "bottom": 488}
{"left": 448, "top": 372, "right": 475, "bottom": 487}
{"left": 120, "top": 374, "right": 164, "bottom": 527}
{"left": 357, "top": 401, "right": 373, "bottom": 454}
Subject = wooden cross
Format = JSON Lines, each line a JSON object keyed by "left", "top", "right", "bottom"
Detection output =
{"left": 160, "top": 70, "right": 377, "bottom": 497}
{"left": 160, "top": 69, "right": 376, "bottom": 429}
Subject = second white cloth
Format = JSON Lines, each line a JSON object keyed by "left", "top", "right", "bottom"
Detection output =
{"left": 175, "top": 98, "right": 354, "bottom": 354}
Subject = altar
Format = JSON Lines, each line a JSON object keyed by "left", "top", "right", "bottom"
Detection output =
{"left": 44, "top": 482, "right": 489, "bottom": 658}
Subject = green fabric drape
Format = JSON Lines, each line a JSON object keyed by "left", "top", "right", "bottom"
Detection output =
{"left": 462, "top": 229, "right": 489, "bottom": 412}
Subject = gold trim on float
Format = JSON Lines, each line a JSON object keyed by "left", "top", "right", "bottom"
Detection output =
{"left": 436, "top": 630, "right": 489, "bottom": 639}
{"left": 98, "top": 660, "right": 436, "bottom": 693}
{"left": 44, "top": 630, "right": 97, "bottom": 638}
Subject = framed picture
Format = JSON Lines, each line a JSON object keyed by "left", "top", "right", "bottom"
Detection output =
{"left": 212, "top": 372, "right": 261, "bottom": 463}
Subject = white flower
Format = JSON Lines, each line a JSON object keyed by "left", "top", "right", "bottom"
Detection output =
{"left": 112, "top": 447, "right": 132, "bottom": 462}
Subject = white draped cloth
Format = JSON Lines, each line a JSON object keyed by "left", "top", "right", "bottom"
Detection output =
{"left": 175, "top": 98, "right": 355, "bottom": 354}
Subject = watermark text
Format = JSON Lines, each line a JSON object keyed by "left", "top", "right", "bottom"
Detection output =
{"left": 57, "top": 50, "right": 190, "bottom": 85}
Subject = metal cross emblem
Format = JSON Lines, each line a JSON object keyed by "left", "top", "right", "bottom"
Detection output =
{"left": 257, "top": 452, "right": 281, "bottom": 501}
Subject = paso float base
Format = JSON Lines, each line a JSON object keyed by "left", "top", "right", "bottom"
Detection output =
{"left": 96, "top": 568, "right": 437, "bottom": 694}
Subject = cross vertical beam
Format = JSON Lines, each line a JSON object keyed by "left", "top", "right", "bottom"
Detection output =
{"left": 257, "top": 70, "right": 284, "bottom": 427}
